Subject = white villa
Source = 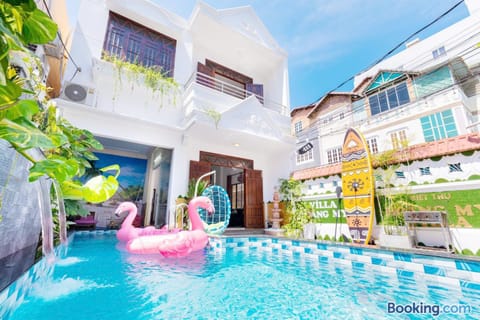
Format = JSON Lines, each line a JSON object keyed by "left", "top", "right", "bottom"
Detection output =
{"left": 55, "top": 0, "right": 293, "bottom": 229}
{"left": 291, "top": 0, "right": 480, "bottom": 253}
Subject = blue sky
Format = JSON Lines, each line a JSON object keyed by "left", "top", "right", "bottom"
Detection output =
{"left": 152, "top": 0, "right": 469, "bottom": 108}
{"left": 67, "top": 1, "right": 469, "bottom": 108}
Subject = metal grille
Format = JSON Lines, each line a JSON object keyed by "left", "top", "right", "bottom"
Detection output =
{"left": 198, "top": 185, "right": 231, "bottom": 235}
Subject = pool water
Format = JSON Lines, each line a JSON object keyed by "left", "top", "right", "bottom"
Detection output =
{"left": 7, "top": 233, "right": 480, "bottom": 319}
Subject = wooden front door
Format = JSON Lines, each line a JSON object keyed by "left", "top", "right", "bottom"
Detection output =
{"left": 244, "top": 168, "right": 264, "bottom": 228}
{"left": 189, "top": 160, "right": 212, "bottom": 182}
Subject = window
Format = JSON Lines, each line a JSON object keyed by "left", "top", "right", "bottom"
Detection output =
{"left": 319, "top": 183, "right": 324, "bottom": 188}
{"left": 296, "top": 149, "right": 313, "bottom": 164}
{"left": 432, "top": 46, "right": 446, "bottom": 59}
{"left": 103, "top": 12, "right": 176, "bottom": 76}
{"left": 367, "top": 137, "right": 379, "bottom": 154}
{"left": 448, "top": 163, "right": 462, "bottom": 172}
{"left": 308, "top": 185, "right": 312, "bottom": 190}
{"left": 419, "top": 167, "right": 431, "bottom": 175}
{"left": 332, "top": 181, "right": 338, "bottom": 187}
{"left": 339, "top": 112, "right": 344, "bottom": 120}
{"left": 368, "top": 82, "right": 410, "bottom": 116}
{"left": 327, "top": 147, "right": 342, "bottom": 164}
{"left": 420, "top": 110, "right": 458, "bottom": 142}
{"left": 395, "top": 171, "right": 405, "bottom": 179}
{"left": 294, "top": 121, "right": 303, "bottom": 133}
{"left": 390, "top": 130, "right": 408, "bottom": 150}
{"left": 230, "top": 173, "right": 244, "bottom": 210}
{"left": 414, "top": 66, "right": 453, "bottom": 98}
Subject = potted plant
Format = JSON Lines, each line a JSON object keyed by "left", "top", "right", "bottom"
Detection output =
{"left": 186, "top": 178, "right": 209, "bottom": 201}
{"left": 175, "top": 178, "right": 210, "bottom": 230}
{"left": 375, "top": 168, "right": 418, "bottom": 248}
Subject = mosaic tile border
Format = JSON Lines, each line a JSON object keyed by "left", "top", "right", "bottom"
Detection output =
{"left": 2, "top": 232, "right": 480, "bottom": 319}
{"left": 0, "top": 233, "right": 75, "bottom": 320}
{"left": 208, "top": 237, "right": 480, "bottom": 290}
{"left": 0, "top": 230, "right": 120, "bottom": 319}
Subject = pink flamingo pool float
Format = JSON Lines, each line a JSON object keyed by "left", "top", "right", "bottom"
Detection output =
{"left": 115, "top": 197, "right": 214, "bottom": 257}
{"left": 115, "top": 202, "right": 181, "bottom": 242}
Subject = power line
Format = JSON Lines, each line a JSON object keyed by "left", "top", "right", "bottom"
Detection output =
{"left": 295, "top": 66, "right": 480, "bottom": 146}
{"left": 311, "top": 0, "right": 466, "bottom": 105}
{"left": 41, "top": 0, "right": 81, "bottom": 76}
{"left": 301, "top": 29, "right": 480, "bottom": 133}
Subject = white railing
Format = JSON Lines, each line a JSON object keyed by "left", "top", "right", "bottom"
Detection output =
{"left": 185, "top": 71, "right": 289, "bottom": 116}
{"left": 306, "top": 84, "right": 468, "bottom": 138}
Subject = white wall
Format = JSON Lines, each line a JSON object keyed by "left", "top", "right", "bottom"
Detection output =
{"left": 183, "top": 135, "right": 291, "bottom": 202}
{"left": 61, "top": 0, "right": 293, "bottom": 227}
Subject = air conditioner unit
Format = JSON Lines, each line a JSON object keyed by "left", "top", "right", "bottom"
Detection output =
{"left": 61, "top": 82, "right": 96, "bottom": 107}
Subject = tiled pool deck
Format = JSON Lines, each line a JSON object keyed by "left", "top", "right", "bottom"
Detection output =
{"left": 1, "top": 230, "right": 479, "bottom": 319}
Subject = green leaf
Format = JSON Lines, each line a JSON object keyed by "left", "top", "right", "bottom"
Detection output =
{"left": 29, "top": 156, "right": 79, "bottom": 182}
{"left": 48, "top": 132, "right": 68, "bottom": 147}
{"left": 0, "top": 62, "right": 5, "bottom": 86}
{"left": 0, "top": 16, "right": 24, "bottom": 51}
{"left": 22, "top": 9, "right": 58, "bottom": 44}
{"left": 61, "top": 180, "right": 85, "bottom": 200}
{"left": 4, "top": 99, "right": 39, "bottom": 120}
{"left": 0, "top": 117, "right": 55, "bottom": 149}
{"left": 83, "top": 175, "right": 119, "bottom": 203}
{"left": 0, "top": 79, "right": 22, "bottom": 107}
{"left": 82, "top": 150, "right": 98, "bottom": 161}
{"left": 0, "top": 35, "right": 10, "bottom": 65}
{"left": 4, "top": 0, "right": 36, "bottom": 11}
{"left": 100, "top": 164, "right": 120, "bottom": 178}
{"left": 6, "top": 6, "right": 23, "bottom": 34}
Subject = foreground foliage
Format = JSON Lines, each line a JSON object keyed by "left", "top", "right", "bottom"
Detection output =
{"left": 0, "top": 0, "right": 119, "bottom": 214}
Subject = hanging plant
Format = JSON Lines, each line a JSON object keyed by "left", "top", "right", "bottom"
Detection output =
{"left": 102, "top": 52, "right": 180, "bottom": 108}
{"left": 203, "top": 107, "right": 221, "bottom": 129}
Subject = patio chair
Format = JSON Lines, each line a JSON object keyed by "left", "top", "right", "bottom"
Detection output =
{"left": 74, "top": 211, "right": 97, "bottom": 230}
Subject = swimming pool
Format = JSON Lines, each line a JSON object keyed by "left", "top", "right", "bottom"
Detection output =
{"left": 2, "top": 231, "right": 479, "bottom": 319}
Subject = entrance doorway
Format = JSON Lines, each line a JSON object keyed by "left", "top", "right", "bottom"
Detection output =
{"left": 189, "top": 152, "right": 264, "bottom": 228}
{"left": 211, "top": 166, "right": 243, "bottom": 227}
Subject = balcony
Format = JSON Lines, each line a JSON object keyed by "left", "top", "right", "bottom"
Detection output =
{"left": 86, "top": 58, "right": 184, "bottom": 127}
{"left": 184, "top": 71, "right": 289, "bottom": 117}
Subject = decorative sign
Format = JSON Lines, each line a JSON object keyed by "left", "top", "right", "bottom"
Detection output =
{"left": 303, "top": 189, "right": 480, "bottom": 228}
{"left": 305, "top": 198, "right": 346, "bottom": 223}
{"left": 298, "top": 142, "right": 313, "bottom": 155}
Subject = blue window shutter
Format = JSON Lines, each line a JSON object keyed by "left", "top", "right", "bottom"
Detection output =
{"left": 246, "top": 84, "right": 264, "bottom": 104}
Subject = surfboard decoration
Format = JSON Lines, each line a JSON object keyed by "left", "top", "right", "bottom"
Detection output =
{"left": 341, "top": 128, "right": 375, "bottom": 244}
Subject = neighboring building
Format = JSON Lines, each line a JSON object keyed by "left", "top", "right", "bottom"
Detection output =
{"left": 55, "top": 1, "right": 293, "bottom": 229}
{"left": 290, "top": 0, "right": 480, "bottom": 252}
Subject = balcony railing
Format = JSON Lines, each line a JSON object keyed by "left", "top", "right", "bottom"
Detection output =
{"left": 301, "top": 84, "right": 466, "bottom": 138}
{"left": 185, "top": 71, "right": 289, "bottom": 116}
